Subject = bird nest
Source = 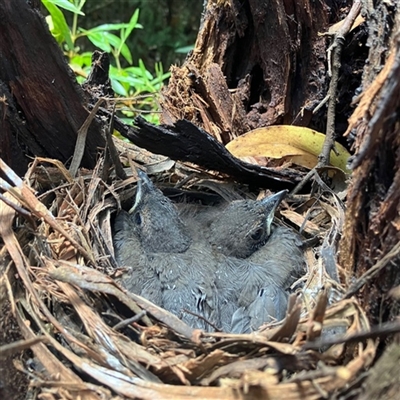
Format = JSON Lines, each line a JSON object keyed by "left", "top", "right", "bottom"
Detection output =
{"left": 0, "top": 152, "right": 376, "bottom": 400}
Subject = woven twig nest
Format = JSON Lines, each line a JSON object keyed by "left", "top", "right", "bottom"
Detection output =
{"left": 0, "top": 154, "right": 376, "bottom": 400}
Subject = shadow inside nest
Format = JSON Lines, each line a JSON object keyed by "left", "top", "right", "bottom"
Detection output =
{"left": 0, "top": 155, "right": 377, "bottom": 400}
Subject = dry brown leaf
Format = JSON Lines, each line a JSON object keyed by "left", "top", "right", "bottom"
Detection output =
{"left": 280, "top": 210, "right": 321, "bottom": 235}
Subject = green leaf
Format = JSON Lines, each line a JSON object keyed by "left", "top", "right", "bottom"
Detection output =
{"left": 86, "top": 23, "right": 130, "bottom": 33}
{"left": 70, "top": 52, "right": 92, "bottom": 68}
{"left": 125, "top": 66, "right": 153, "bottom": 81}
{"left": 122, "top": 9, "right": 141, "bottom": 42}
{"left": 103, "top": 33, "right": 124, "bottom": 49}
{"left": 87, "top": 35, "right": 111, "bottom": 52}
{"left": 119, "top": 117, "right": 135, "bottom": 125}
{"left": 138, "top": 59, "right": 153, "bottom": 82}
{"left": 42, "top": 0, "right": 85, "bottom": 15}
{"left": 42, "top": 0, "right": 74, "bottom": 50}
{"left": 119, "top": 42, "right": 132, "bottom": 64}
{"left": 84, "top": 31, "right": 124, "bottom": 53}
{"left": 117, "top": 10, "right": 142, "bottom": 60}
{"left": 150, "top": 72, "right": 171, "bottom": 87}
{"left": 76, "top": 0, "right": 87, "bottom": 11}
{"left": 112, "top": 74, "right": 142, "bottom": 87}
{"left": 175, "top": 45, "right": 194, "bottom": 54}
{"left": 111, "top": 78, "right": 128, "bottom": 96}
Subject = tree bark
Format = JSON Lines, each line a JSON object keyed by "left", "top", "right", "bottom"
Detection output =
{"left": 0, "top": 0, "right": 104, "bottom": 175}
{"left": 339, "top": 2, "right": 400, "bottom": 324}
{"left": 161, "top": 0, "right": 329, "bottom": 143}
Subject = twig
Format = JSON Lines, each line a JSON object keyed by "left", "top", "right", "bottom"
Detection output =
{"left": 320, "top": 1, "right": 361, "bottom": 167}
{"left": 344, "top": 240, "right": 400, "bottom": 299}
{"left": 291, "top": 1, "right": 361, "bottom": 194}
{"left": 0, "top": 159, "right": 95, "bottom": 263}
{"left": 0, "top": 191, "right": 35, "bottom": 227}
{"left": 303, "top": 320, "right": 400, "bottom": 350}
{"left": 113, "top": 311, "right": 147, "bottom": 330}
{"left": 103, "top": 104, "right": 127, "bottom": 180}
{"left": 290, "top": 168, "right": 315, "bottom": 195}
{"left": 0, "top": 336, "right": 48, "bottom": 358}
{"left": 313, "top": 94, "right": 330, "bottom": 115}
{"left": 182, "top": 308, "right": 222, "bottom": 332}
{"left": 69, "top": 98, "right": 104, "bottom": 178}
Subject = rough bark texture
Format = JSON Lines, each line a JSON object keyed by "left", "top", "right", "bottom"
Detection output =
{"left": 118, "top": 115, "right": 303, "bottom": 189}
{"left": 161, "top": 0, "right": 329, "bottom": 143}
{"left": 339, "top": 2, "right": 400, "bottom": 323}
{"left": 360, "top": 340, "right": 400, "bottom": 400}
{"left": 0, "top": 0, "right": 104, "bottom": 175}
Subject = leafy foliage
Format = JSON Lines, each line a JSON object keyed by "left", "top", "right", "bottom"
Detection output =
{"left": 79, "top": 0, "right": 201, "bottom": 68}
{"left": 42, "top": 0, "right": 171, "bottom": 124}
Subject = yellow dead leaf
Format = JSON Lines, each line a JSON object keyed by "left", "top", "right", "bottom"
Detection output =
{"left": 281, "top": 153, "right": 318, "bottom": 170}
{"left": 225, "top": 125, "right": 351, "bottom": 172}
{"left": 327, "top": 15, "right": 365, "bottom": 35}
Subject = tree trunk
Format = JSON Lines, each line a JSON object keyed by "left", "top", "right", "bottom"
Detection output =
{"left": 0, "top": 0, "right": 104, "bottom": 175}
{"left": 338, "top": 2, "right": 400, "bottom": 324}
{"left": 161, "top": 0, "right": 330, "bottom": 143}
{"left": 161, "top": 0, "right": 400, "bottom": 325}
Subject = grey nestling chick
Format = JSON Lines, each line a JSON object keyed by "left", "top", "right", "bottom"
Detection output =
{"left": 208, "top": 190, "right": 288, "bottom": 258}
{"left": 113, "top": 210, "right": 162, "bottom": 305}
{"left": 114, "top": 174, "right": 305, "bottom": 333}
{"left": 113, "top": 170, "right": 219, "bottom": 331}
{"left": 248, "top": 225, "right": 305, "bottom": 288}
{"left": 180, "top": 190, "right": 288, "bottom": 259}
{"left": 129, "top": 170, "right": 191, "bottom": 253}
{"left": 229, "top": 226, "right": 306, "bottom": 333}
{"left": 196, "top": 191, "right": 306, "bottom": 333}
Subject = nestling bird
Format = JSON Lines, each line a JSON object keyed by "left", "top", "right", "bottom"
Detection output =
{"left": 113, "top": 209, "right": 162, "bottom": 306}
{"left": 177, "top": 188, "right": 305, "bottom": 332}
{"left": 127, "top": 170, "right": 191, "bottom": 253}
{"left": 207, "top": 190, "right": 289, "bottom": 258}
{"left": 113, "top": 171, "right": 305, "bottom": 333}
{"left": 194, "top": 191, "right": 306, "bottom": 333}
{"left": 179, "top": 190, "right": 288, "bottom": 259}
{"left": 227, "top": 225, "right": 305, "bottom": 333}
{"left": 113, "top": 170, "right": 219, "bottom": 331}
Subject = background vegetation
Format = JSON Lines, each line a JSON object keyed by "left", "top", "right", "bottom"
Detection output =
{"left": 42, "top": 0, "right": 203, "bottom": 123}
{"left": 80, "top": 0, "right": 203, "bottom": 68}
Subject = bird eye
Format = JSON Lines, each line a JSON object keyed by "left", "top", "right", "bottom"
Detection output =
{"left": 251, "top": 228, "right": 264, "bottom": 241}
{"left": 134, "top": 212, "right": 142, "bottom": 225}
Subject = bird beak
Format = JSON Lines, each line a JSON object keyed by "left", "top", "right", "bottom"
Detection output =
{"left": 261, "top": 189, "right": 288, "bottom": 209}
{"left": 129, "top": 169, "right": 153, "bottom": 214}
{"left": 261, "top": 189, "right": 288, "bottom": 235}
